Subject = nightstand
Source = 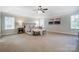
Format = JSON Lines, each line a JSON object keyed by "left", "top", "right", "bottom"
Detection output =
{"left": 18, "top": 27, "right": 25, "bottom": 34}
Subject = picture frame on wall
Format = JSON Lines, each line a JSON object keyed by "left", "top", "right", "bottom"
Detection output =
{"left": 48, "top": 19, "right": 54, "bottom": 24}
{"left": 48, "top": 17, "right": 61, "bottom": 25}
{"left": 54, "top": 18, "right": 61, "bottom": 24}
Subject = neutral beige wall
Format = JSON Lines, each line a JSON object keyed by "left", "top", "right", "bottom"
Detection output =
{"left": 45, "top": 14, "right": 79, "bottom": 35}
{"left": 1, "top": 12, "right": 79, "bottom": 36}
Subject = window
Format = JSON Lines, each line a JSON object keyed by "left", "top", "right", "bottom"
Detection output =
{"left": 39, "top": 19, "right": 45, "bottom": 27}
{"left": 35, "top": 20, "right": 39, "bottom": 27}
{"left": 71, "top": 15, "right": 79, "bottom": 29}
{"left": 5, "top": 16, "right": 15, "bottom": 30}
{"left": 35, "top": 19, "right": 45, "bottom": 27}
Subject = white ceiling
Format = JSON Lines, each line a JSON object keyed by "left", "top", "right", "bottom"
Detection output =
{"left": 0, "top": 6, "right": 79, "bottom": 18}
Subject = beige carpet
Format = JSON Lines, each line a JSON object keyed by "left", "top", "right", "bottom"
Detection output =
{"left": 0, "top": 33, "right": 78, "bottom": 52}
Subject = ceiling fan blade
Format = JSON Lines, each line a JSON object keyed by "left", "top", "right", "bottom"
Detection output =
{"left": 43, "top": 8, "right": 48, "bottom": 10}
{"left": 42, "top": 11, "right": 45, "bottom": 13}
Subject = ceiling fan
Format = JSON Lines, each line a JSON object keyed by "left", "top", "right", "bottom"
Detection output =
{"left": 38, "top": 6, "right": 48, "bottom": 13}
{"left": 33, "top": 6, "right": 48, "bottom": 13}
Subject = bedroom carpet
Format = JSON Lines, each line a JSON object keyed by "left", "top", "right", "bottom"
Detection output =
{"left": 0, "top": 33, "right": 78, "bottom": 52}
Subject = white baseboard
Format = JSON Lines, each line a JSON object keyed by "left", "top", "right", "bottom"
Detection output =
{"left": 47, "top": 31, "right": 78, "bottom": 36}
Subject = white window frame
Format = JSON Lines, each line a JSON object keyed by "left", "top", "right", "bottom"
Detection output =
{"left": 4, "top": 16, "right": 15, "bottom": 30}
{"left": 71, "top": 15, "right": 79, "bottom": 29}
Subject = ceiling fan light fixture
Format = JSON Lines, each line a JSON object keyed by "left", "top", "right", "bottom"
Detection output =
{"left": 37, "top": 6, "right": 48, "bottom": 13}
